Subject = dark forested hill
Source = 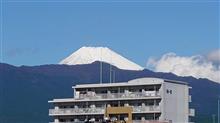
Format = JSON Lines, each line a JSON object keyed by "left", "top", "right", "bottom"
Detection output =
{"left": 0, "top": 62, "right": 219, "bottom": 123}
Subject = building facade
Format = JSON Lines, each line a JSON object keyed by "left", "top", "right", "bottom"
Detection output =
{"left": 49, "top": 77, "right": 195, "bottom": 123}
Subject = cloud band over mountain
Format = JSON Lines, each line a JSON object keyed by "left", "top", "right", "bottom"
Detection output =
{"left": 147, "top": 49, "right": 220, "bottom": 83}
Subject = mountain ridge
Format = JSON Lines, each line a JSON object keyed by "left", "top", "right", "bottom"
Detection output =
{"left": 0, "top": 62, "right": 219, "bottom": 123}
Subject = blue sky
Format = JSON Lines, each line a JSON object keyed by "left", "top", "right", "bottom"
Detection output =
{"left": 0, "top": 0, "right": 219, "bottom": 66}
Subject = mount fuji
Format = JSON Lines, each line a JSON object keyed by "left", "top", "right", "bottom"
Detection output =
{"left": 59, "top": 46, "right": 144, "bottom": 71}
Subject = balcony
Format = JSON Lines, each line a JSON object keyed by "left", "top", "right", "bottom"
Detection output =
{"left": 49, "top": 121, "right": 85, "bottom": 123}
{"left": 133, "top": 106, "right": 160, "bottom": 113}
{"left": 49, "top": 107, "right": 105, "bottom": 115}
{"left": 188, "top": 95, "right": 192, "bottom": 102}
{"left": 189, "top": 108, "right": 195, "bottom": 116}
{"left": 133, "top": 121, "right": 168, "bottom": 123}
{"left": 49, "top": 120, "right": 167, "bottom": 123}
{"left": 49, "top": 106, "right": 161, "bottom": 116}
{"left": 49, "top": 122, "right": 84, "bottom": 123}
{"left": 75, "top": 91, "right": 160, "bottom": 101}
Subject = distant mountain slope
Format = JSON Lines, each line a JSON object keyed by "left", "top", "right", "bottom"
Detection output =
{"left": 59, "top": 46, "right": 144, "bottom": 70}
{"left": 0, "top": 62, "right": 219, "bottom": 123}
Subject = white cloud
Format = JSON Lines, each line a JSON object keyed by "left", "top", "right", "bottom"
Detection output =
{"left": 147, "top": 50, "right": 220, "bottom": 83}
{"left": 207, "top": 49, "right": 220, "bottom": 65}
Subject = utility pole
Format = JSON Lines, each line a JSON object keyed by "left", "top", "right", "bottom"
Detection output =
{"left": 213, "top": 114, "right": 216, "bottom": 123}
{"left": 218, "top": 98, "right": 219, "bottom": 123}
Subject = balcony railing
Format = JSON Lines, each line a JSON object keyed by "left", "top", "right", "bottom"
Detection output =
{"left": 49, "top": 122, "right": 84, "bottom": 123}
{"left": 49, "top": 120, "right": 167, "bottom": 123}
{"left": 49, "top": 106, "right": 160, "bottom": 115}
{"left": 133, "top": 120, "right": 168, "bottom": 123}
{"left": 76, "top": 91, "right": 160, "bottom": 100}
{"left": 188, "top": 95, "right": 192, "bottom": 102}
{"left": 49, "top": 107, "right": 105, "bottom": 115}
{"left": 189, "top": 108, "right": 195, "bottom": 116}
{"left": 133, "top": 106, "right": 160, "bottom": 113}
{"left": 49, "top": 121, "right": 85, "bottom": 123}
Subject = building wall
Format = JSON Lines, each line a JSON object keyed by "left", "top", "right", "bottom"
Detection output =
{"left": 161, "top": 82, "right": 189, "bottom": 123}
{"left": 49, "top": 78, "right": 191, "bottom": 122}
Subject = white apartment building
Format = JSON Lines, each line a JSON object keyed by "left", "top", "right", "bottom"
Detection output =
{"left": 49, "top": 77, "right": 195, "bottom": 123}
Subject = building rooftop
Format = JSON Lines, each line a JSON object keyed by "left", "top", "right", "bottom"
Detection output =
{"left": 73, "top": 77, "right": 188, "bottom": 89}
{"left": 49, "top": 77, "right": 189, "bottom": 103}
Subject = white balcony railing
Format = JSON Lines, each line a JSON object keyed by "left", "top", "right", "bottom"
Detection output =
{"left": 49, "top": 106, "right": 161, "bottom": 115}
{"left": 133, "top": 120, "right": 168, "bottom": 123}
{"left": 76, "top": 91, "right": 160, "bottom": 100}
{"left": 188, "top": 95, "right": 192, "bottom": 102}
{"left": 49, "top": 107, "right": 105, "bottom": 115}
{"left": 49, "top": 121, "right": 85, "bottom": 123}
{"left": 189, "top": 108, "right": 195, "bottom": 116}
{"left": 133, "top": 106, "right": 160, "bottom": 113}
{"left": 49, "top": 120, "right": 166, "bottom": 123}
{"left": 49, "top": 122, "right": 84, "bottom": 123}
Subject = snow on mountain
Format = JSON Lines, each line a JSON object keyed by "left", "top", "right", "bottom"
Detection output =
{"left": 59, "top": 46, "right": 144, "bottom": 71}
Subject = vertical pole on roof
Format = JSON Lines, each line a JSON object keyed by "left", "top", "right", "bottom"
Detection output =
{"left": 113, "top": 70, "right": 116, "bottom": 83}
{"left": 100, "top": 48, "right": 102, "bottom": 84}
{"left": 110, "top": 64, "right": 112, "bottom": 83}
{"left": 100, "top": 61, "right": 102, "bottom": 84}
{"left": 110, "top": 50, "right": 112, "bottom": 83}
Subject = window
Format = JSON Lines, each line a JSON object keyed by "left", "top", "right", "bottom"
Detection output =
{"left": 166, "top": 89, "right": 172, "bottom": 94}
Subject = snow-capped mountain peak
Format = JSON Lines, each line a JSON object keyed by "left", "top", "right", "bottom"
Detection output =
{"left": 59, "top": 46, "right": 144, "bottom": 71}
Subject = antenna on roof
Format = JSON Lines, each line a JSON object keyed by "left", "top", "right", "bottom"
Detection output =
{"left": 110, "top": 50, "right": 112, "bottom": 83}
{"left": 112, "top": 69, "right": 115, "bottom": 83}
{"left": 100, "top": 48, "right": 102, "bottom": 84}
{"left": 110, "top": 65, "right": 112, "bottom": 83}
